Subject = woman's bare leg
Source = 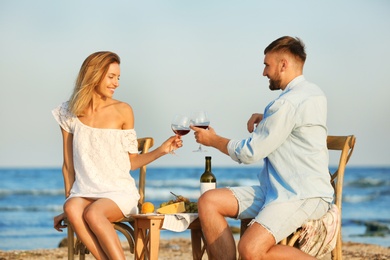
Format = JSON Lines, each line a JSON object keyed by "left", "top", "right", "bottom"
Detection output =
{"left": 64, "top": 198, "right": 108, "bottom": 259}
{"left": 83, "top": 198, "right": 126, "bottom": 260}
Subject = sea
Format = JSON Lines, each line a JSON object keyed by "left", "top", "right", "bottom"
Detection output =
{"left": 0, "top": 167, "right": 389, "bottom": 251}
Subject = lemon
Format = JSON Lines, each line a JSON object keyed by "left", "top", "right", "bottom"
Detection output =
{"left": 141, "top": 202, "right": 155, "bottom": 214}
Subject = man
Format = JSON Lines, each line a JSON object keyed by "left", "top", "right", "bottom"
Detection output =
{"left": 191, "top": 36, "right": 334, "bottom": 259}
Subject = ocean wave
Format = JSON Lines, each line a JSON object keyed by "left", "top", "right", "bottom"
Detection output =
{"left": 0, "top": 204, "right": 63, "bottom": 212}
{"left": 343, "top": 219, "right": 390, "bottom": 237}
{"left": 345, "top": 177, "right": 389, "bottom": 188}
{"left": 343, "top": 193, "right": 380, "bottom": 203}
{"left": 143, "top": 178, "right": 257, "bottom": 189}
{"left": 0, "top": 189, "right": 64, "bottom": 197}
{"left": 218, "top": 179, "right": 258, "bottom": 187}
{"left": 145, "top": 179, "right": 200, "bottom": 188}
{"left": 145, "top": 187, "right": 201, "bottom": 200}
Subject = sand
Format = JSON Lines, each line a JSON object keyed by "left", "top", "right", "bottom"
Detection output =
{"left": 0, "top": 239, "right": 389, "bottom": 260}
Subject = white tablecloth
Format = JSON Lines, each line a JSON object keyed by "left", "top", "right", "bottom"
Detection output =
{"left": 162, "top": 213, "right": 199, "bottom": 232}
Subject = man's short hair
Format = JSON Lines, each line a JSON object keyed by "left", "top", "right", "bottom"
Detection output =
{"left": 264, "top": 36, "right": 306, "bottom": 63}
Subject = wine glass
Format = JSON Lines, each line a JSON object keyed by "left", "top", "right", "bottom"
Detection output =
{"left": 190, "top": 111, "right": 210, "bottom": 152}
{"left": 170, "top": 115, "right": 190, "bottom": 154}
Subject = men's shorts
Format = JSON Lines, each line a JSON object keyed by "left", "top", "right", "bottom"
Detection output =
{"left": 229, "top": 185, "right": 329, "bottom": 243}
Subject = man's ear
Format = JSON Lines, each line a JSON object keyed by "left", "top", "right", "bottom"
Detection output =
{"left": 279, "top": 57, "right": 288, "bottom": 73}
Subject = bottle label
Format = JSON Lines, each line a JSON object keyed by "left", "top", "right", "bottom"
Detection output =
{"left": 200, "top": 182, "right": 216, "bottom": 194}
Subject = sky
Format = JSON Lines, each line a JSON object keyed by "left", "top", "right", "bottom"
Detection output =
{"left": 0, "top": 0, "right": 389, "bottom": 168}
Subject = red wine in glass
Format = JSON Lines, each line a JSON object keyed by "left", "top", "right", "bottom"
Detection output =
{"left": 172, "top": 127, "right": 190, "bottom": 136}
{"left": 191, "top": 111, "right": 210, "bottom": 152}
{"left": 170, "top": 115, "right": 191, "bottom": 154}
{"left": 194, "top": 124, "right": 209, "bottom": 130}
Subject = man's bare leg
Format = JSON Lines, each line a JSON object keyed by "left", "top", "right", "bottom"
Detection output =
{"left": 198, "top": 188, "right": 238, "bottom": 260}
{"left": 238, "top": 222, "right": 316, "bottom": 260}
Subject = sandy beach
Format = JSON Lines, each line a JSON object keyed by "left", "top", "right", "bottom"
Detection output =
{"left": 0, "top": 238, "right": 389, "bottom": 260}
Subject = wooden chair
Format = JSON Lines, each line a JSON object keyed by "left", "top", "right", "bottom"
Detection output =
{"left": 66, "top": 137, "right": 154, "bottom": 260}
{"left": 240, "top": 135, "right": 356, "bottom": 260}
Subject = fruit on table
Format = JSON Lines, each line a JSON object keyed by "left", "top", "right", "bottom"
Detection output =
{"left": 141, "top": 202, "right": 155, "bottom": 214}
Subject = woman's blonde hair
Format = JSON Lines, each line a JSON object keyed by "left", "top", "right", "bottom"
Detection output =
{"left": 68, "top": 51, "right": 121, "bottom": 116}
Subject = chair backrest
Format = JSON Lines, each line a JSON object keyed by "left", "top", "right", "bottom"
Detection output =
{"left": 327, "top": 135, "right": 356, "bottom": 211}
{"left": 327, "top": 135, "right": 356, "bottom": 260}
{"left": 136, "top": 137, "right": 154, "bottom": 206}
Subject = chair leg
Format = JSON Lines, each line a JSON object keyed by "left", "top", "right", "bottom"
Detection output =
{"left": 79, "top": 252, "right": 85, "bottom": 260}
{"left": 74, "top": 238, "right": 89, "bottom": 259}
{"left": 114, "top": 222, "right": 135, "bottom": 254}
{"left": 67, "top": 220, "right": 75, "bottom": 260}
{"left": 332, "top": 230, "right": 343, "bottom": 260}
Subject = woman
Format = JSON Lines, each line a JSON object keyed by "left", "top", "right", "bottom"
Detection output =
{"left": 52, "top": 51, "right": 182, "bottom": 259}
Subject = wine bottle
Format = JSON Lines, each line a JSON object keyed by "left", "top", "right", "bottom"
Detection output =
{"left": 200, "top": 156, "right": 216, "bottom": 194}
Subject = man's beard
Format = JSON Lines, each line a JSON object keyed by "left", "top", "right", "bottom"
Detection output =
{"left": 268, "top": 71, "right": 282, "bottom": 91}
{"left": 269, "top": 78, "right": 282, "bottom": 91}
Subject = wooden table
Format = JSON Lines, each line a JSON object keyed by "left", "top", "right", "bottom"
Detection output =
{"left": 132, "top": 214, "right": 208, "bottom": 260}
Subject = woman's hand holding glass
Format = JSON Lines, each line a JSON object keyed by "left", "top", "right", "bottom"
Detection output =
{"left": 170, "top": 115, "right": 190, "bottom": 154}
{"left": 161, "top": 135, "right": 183, "bottom": 155}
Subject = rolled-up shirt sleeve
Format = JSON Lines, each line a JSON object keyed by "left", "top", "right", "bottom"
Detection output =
{"left": 227, "top": 139, "right": 242, "bottom": 163}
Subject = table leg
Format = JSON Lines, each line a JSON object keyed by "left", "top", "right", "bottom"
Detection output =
{"left": 191, "top": 228, "right": 203, "bottom": 260}
{"left": 134, "top": 217, "right": 164, "bottom": 260}
{"left": 134, "top": 220, "right": 146, "bottom": 260}
{"left": 148, "top": 218, "right": 163, "bottom": 260}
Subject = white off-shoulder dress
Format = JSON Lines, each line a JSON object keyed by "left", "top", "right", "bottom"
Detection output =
{"left": 52, "top": 102, "right": 140, "bottom": 217}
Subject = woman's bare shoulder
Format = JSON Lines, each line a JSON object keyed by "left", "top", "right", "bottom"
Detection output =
{"left": 114, "top": 100, "right": 133, "bottom": 112}
{"left": 112, "top": 100, "right": 134, "bottom": 129}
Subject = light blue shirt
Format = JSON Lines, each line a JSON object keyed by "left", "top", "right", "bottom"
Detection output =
{"left": 228, "top": 75, "right": 334, "bottom": 206}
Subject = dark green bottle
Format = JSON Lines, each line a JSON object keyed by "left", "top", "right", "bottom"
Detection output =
{"left": 200, "top": 156, "right": 216, "bottom": 194}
